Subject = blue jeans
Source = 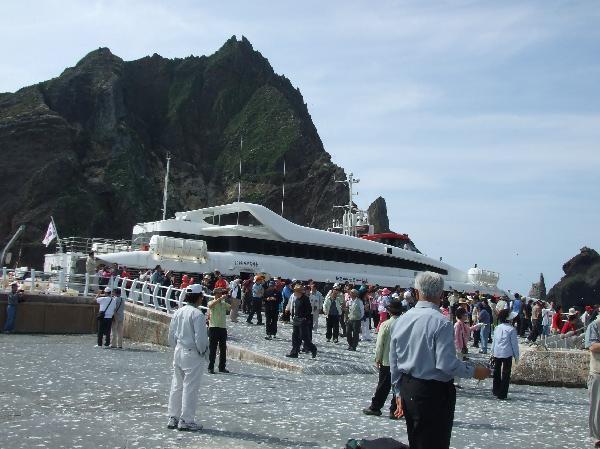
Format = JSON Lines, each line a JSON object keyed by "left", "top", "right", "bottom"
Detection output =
{"left": 480, "top": 324, "right": 490, "bottom": 353}
{"left": 3, "top": 304, "right": 17, "bottom": 332}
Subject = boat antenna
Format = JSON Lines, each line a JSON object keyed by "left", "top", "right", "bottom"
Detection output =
{"left": 281, "top": 159, "right": 286, "bottom": 217}
{"left": 161, "top": 152, "right": 172, "bottom": 221}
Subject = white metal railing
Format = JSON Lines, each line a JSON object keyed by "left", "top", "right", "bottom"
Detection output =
{"left": 0, "top": 269, "right": 210, "bottom": 313}
{"left": 113, "top": 276, "right": 210, "bottom": 313}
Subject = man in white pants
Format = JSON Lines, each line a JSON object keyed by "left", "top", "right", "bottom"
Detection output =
{"left": 167, "top": 284, "right": 209, "bottom": 432}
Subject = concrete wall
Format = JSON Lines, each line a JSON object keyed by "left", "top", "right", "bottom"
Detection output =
{"left": 123, "top": 302, "right": 171, "bottom": 345}
{"left": 511, "top": 346, "right": 589, "bottom": 388}
{"left": 0, "top": 293, "right": 98, "bottom": 333}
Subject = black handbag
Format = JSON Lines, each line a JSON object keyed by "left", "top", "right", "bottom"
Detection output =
{"left": 489, "top": 355, "right": 497, "bottom": 370}
{"left": 96, "top": 297, "right": 113, "bottom": 320}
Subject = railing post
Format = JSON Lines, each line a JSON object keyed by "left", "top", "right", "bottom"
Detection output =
{"left": 30, "top": 269, "right": 36, "bottom": 292}
{"left": 152, "top": 284, "right": 160, "bottom": 309}
{"left": 58, "top": 270, "right": 65, "bottom": 291}
{"left": 129, "top": 279, "right": 138, "bottom": 302}
{"left": 165, "top": 286, "right": 173, "bottom": 313}
{"left": 84, "top": 273, "right": 90, "bottom": 297}
{"left": 179, "top": 290, "right": 186, "bottom": 308}
{"left": 141, "top": 281, "right": 148, "bottom": 305}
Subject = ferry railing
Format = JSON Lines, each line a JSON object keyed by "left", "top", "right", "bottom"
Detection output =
{"left": 112, "top": 275, "right": 210, "bottom": 313}
{"left": 1, "top": 269, "right": 210, "bottom": 313}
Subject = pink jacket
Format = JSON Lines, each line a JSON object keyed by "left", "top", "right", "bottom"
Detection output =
{"left": 454, "top": 320, "right": 477, "bottom": 351}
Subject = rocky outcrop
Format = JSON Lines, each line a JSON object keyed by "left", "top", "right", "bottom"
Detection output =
{"left": 367, "top": 197, "right": 390, "bottom": 234}
{"left": 0, "top": 36, "right": 376, "bottom": 267}
{"left": 528, "top": 273, "right": 547, "bottom": 300}
{"left": 547, "top": 247, "right": 600, "bottom": 307}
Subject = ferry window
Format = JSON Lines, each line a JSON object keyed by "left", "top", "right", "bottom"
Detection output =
{"left": 387, "top": 247, "right": 392, "bottom": 254}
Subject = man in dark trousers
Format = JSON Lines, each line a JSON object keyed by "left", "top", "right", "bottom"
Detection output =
{"left": 264, "top": 281, "right": 282, "bottom": 340}
{"left": 207, "top": 287, "right": 231, "bottom": 374}
{"left": 285, "top": 284, "right": 317, "bottom": 358}
{"left": 390, "top": 272, "right": 490, "bottom": 449}
{"left": 363, "top": 296, "right": 403, "bottom": 419}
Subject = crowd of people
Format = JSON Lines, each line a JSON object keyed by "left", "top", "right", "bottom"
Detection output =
{"left": 6, "top": 251, "right": 591, "bottom": 447}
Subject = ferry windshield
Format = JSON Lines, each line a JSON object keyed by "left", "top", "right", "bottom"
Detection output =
{"left": 204, "top": 211, "right": 263, "bottom": 227}
{"left": 382, "top": 238, "right": 420, "bottom": 253}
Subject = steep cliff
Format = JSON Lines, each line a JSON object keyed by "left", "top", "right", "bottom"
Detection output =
{"left": 547, "top": 247, "right": 600, "bottom": 307}
{"left": 367, "top": 197, "right": 390, "bottom": 234}
{"left": 0, "top": 36, "right": 364, "bottom": 267}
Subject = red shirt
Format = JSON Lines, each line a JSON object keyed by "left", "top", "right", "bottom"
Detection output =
{"left": 561, "top": 320, "right": 577, "bottom": 334}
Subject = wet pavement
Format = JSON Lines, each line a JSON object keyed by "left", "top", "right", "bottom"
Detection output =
{"left": 0, "top": 332, "right": 592, "bottom": 449}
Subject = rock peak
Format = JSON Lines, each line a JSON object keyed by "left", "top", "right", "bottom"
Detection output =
{"left": 75, "top": 47, "right": 122, "bottom": 69}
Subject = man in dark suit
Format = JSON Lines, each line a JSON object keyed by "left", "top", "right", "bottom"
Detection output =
{"left": 285, "top": 284, "right": 317, "bottom": 358}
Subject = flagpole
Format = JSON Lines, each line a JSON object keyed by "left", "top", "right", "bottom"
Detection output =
{"left": 281, "top": 159, "right": 285, "bottom": 217}
{"left": 50, "top": 216, "right": 62, "bottom": 253}
{"left": 237, "top": 136, "right": 243, "bottom": 225}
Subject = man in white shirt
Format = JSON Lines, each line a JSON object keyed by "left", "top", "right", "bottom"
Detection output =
{"left": 346, "top": 289, "right": 364, "bottom": 351}
{"left": 167, "top": 284, "right": 209, "bottom": 432}
{"left": 308, "top": 283, "right": 324, "bottom": 331}
{"left": 96, "top": 287, "right": 117, "bottom": 348}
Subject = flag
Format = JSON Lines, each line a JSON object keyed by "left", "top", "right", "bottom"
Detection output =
{"left": 42, "top": 221, "right": 57, "bottom": 247}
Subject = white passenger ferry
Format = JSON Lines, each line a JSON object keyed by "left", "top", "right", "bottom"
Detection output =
{"left": 93, "top": 201, "right": 502, "bottom": 293}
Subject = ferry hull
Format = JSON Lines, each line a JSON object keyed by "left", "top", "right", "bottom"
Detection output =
{"left": 98, "top": 250, "right": 503, "bottom": 295}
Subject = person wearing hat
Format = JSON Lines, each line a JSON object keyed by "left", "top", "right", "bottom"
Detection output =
{"left": 2, "top": 281, "right": 22, "bottom": 333}
{"left": 167, "top": 284, "right": 209, "bottom": 432}
{"left": 363, "top": 296, "right": 403, "bottom": 419}
{"left": 247, "top": 275, "right": 265, "bottom": 325}
{"left": 561, "top": 308, "right": 581, "bottom": 335}
{"left": 285, "top": 284, "right": 317, "bottom": 358}
{"left": 584, "top": 310, "right": 600, "bottom": 447}
{"left": 491, "top": 309, "right": 520, "bottom": 400}
{"left": 264, "top": 280, "right": 282, "bottom": 340}
{"left": 346, "top": 289, "right": 364, "bottom": 351}
{"left": 323, "top": 283, "right": 344, "bottom": 343}
{"left": 376, "top": 288, "right": 392, "bottom": 332}
{"left": 95, "top": 287, "right": 117, "bottom": 347}
{"left": 207, "top": 287, "right": 231, "bottom": 374}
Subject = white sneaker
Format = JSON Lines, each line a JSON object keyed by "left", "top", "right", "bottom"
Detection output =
{"left": 167, "top": 416, "right": 179, "bottom": 429}
{"left": 178, "top": 419, "right": 203, "bottom": 432}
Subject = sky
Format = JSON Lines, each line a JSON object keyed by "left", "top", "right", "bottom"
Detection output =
{"left": 1, "top": 0, "right": 599, "bottom": 294}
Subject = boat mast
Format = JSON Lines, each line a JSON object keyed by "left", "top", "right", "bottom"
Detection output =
{"left": 237, "top": 136, "right": 242, "bottom": 225}
{"left": 334, "top": 172, "right": 360, "bottom": 236}
{"left": 161, "top": 152, "right": 171, "bottom": 221}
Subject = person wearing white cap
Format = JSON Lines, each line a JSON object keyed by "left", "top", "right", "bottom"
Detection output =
{"left": 95, "top": 287, "right": 117, "bottom": 347}
{"left": 167, "top": 284, "right": 209, "bottom": 432}
{"left": 491, "top": 309, "right": 520, "bottom": 400}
